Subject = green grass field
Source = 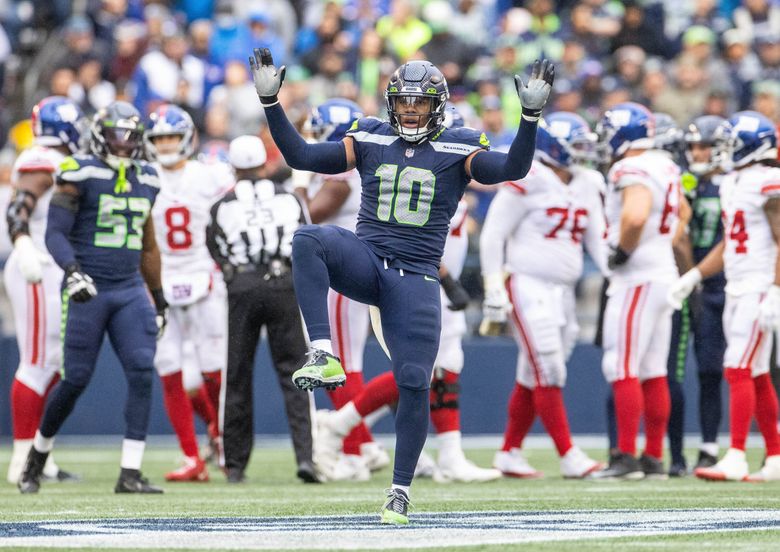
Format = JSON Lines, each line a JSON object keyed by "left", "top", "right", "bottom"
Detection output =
{"left": 1, "top": 443, "right": 780, "bottom": 551}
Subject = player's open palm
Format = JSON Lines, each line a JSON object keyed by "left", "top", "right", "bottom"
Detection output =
{"left": 514, "top": 59, "right": 555, "bottom": 113}
{"left": 250, "top": 48, "right": 286, "bottom": 106}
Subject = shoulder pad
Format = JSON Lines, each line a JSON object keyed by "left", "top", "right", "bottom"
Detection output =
{"left": 346, "top": 117, "right": 398, "bottom": 145}
{"left": 430, "top": 127, "right": 489, "bottom": 156}
{"left": 58, "top": 156, "right": 81, "bottom": 173}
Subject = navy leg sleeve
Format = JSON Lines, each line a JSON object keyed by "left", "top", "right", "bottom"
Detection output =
{"left": 666, "top": 304, "right": 689, "bottom": 464}
{"left": 39, "top": 380, "right": 86, "bottom": 438}
{"left": 606, "top": 392, "right": 617, "bottom": 452}
{"left": 692, "top": 291, "right": 725, "bottom": 443}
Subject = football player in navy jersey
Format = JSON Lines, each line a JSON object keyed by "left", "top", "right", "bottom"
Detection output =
{"left": 18, "top": 101, "right": 168, "bottom": 495}
{"left": 250, "top": 48, "right": 553, "bottom": 524}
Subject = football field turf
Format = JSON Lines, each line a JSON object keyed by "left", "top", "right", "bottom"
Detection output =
{"left": 1, "top": 443, "right": 780, "bottom": 551}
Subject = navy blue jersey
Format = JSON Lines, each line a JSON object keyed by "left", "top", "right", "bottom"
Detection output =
{"left": 56, "top": 154, "right": 160, "bottom": 289}
{"left": 688, "top": 173, "right": 726, "bottom": 293}
{"left": 346, "top": 117, "right": 488, "bottom": 276}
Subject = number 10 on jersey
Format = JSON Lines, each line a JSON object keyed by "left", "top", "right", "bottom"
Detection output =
{"left": 375, "top": 164, "right": 436, "bottom": 227}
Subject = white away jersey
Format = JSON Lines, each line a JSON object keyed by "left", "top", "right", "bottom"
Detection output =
{"left": 308, "top": 168, "right": 362, "bottom": 232}
{"left": 720, "top": 164, "right": 780, "bottom": 295}
{"left": 11, "top": 145, "right": 64, "bottom": 250}
{"left": 605, "top": 150, "right": 681, "bottom": 287}
{"left": 480, "top": 160, "right": 606, "bottom": 286}
{"left": 152, "top": 160, "right": 233, "bottom": 276}
{"left": 442, "top": 199, "right": 469, "bottom": 280}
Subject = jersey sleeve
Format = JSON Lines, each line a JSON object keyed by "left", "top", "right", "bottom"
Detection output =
{"left": 13, "top": 148, "right": 57, "bottom": 174}
{"left": 479, "top": 185, "right": 529, "bottom": 276}
{"left": 345, "top": 117, "right": 386, "bottom": 170}
{"left": 759, "top": 168, "right": 780, "bottom": 198}
{"left": 608, "top": 159, "right": 654, "bottom": 191}
{"left": 55, "top": 155, "right": 88, "bottom": 192}
{"left": 138, "top": 162, "right": 161, "bottom": 202}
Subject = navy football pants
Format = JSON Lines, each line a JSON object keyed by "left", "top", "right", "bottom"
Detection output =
{"left": 690, "top": 290, "right": 726, "bottom": 445}
{"left": 292, "top": 225, "right": 441, "bottom": 487}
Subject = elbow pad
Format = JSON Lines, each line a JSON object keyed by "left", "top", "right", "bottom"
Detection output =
{"left": 6, "top": 190, "right": 36, "bottom": 241}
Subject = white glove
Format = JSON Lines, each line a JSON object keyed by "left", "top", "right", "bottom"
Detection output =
{"left": 249, "top": 48, "right": 286, "bottom": 106}
{"left": 514, "top": 59, "right": 555, "bottom": 116}
{"left": 758, "top": 285, "right": 780, "bottom": 332}
{"left": 482, "top": 273, "right": 511, "bottom": 324}
{"left": 667, "top": 268, "right": 702, "bottom": 310}
{"left": 65, "top": 266, "right": 97, "bottom": 303}
{"left": 13, "top": 235, "right": 43, "bottom": 283}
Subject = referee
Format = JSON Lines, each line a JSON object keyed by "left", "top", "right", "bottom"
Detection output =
{"left": 206, "top": 135, "right": 316, "bottom": 483}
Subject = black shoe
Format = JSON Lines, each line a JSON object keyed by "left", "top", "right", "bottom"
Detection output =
{"left": 668, "top": 458, "right": 688, "bottom": 478}
{"left": 114, "top": 468, "right": 163, "bottom": 493}
{"left": 695, "top": 450, "right": 718, "bottom": 469}
{"left": 18, "top": 448, "right": 49, "bottom": 494}
{"left": 42, "top": 469, "right": 81, "bottom": 483}
{"left": 296, "top": 461, "right": 320, "bottom": 483}
{"left": 588, "top": 452, "right": 644, "bottom": 481}
{"left": 639, "top": 454, "right": 668, "bottom": 480}
{"left": 225, "top": 468, "right": 246, "bottom": 483}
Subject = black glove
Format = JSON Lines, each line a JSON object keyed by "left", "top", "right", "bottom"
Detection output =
{"left": 441, "top": 274, "right": 470, "bottom": 311}
{"left": 151, "top": 288, "right": 169, "bottom": 339}
{"left": 221, "top": 263, "right": 235, "bottom": 285}
{"left": 607, "top": 246, "right": 631, "bottom": 270}
{"left": 64, "top": 263, "right": 97, "bottom": 303}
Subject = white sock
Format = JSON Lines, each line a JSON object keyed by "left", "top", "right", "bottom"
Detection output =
{"left": 33, "top": 430, "right": 54, "bottom": 453}
{"left": 332, "top": 402, "right": 362, "bottom": 435}
{"left": 437, "top": 430, "right": 463, "bottom": 461}
{"left": 312, "top": 339, "right": 333, "bottom": 355}
{"left": 7, "top": 439, "right": 33, "bottom": 484}
{"left": 120, "top": 439, "right": 146, "bottom": 470}
{"left": 363, "top": 405, "right": 391, "bottom": 429}
{"left": 391, "top": 483, "right": 410, "bottom": 497}
{"left": 701, "top": 442, "right": 719, "bottom": 457}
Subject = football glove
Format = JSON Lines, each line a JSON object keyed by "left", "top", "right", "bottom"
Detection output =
{"left": 151, "top": 289, "right": 169, "bottom": 339}
{"left": 607, "top": 246, "right": 631, "bottom": 271}
{"left": 758, "top": 285, "right": 780, "bottom": 332}
{"left": 667, "top": 268, "right": 702, "bottom": 310}
{"left": 514, "top": 59, "right": 555, "bottom": 120}
{"left": 482, "top": 273, "right": 511, "bottom": 324}
{"left": 64, "top": 264, "right": 97, "bottom": 303}
{"left": 249, "top": 48, "right": 286, "bottom": 106}
{"left": 441, "top": 274, "right": 470, "bottom": 311}
{"left": 13, "top": 235, "right": 44, "bottom": 283}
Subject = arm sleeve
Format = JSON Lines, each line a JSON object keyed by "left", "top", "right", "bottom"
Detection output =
{"left": 469, "top": 119, "right": 538, "bottom": 184}
{"left": 45, "top": 202, "right": 78, "bottom": 270}
{"left": 264, "top": 103, "right": 348, "bottom": 173}
{"left": 479, "top": 186, "right": 528, "bottom": 276}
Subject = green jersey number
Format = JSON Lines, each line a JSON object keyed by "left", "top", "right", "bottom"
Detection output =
{"left": 375, "top": 164, "right": 436, "bottom": 226}
{"left": 95, "top": 194, "right": 151, "bottom": 250}
{"left": 692, "top": 197, "right": 721, "bottom": 249}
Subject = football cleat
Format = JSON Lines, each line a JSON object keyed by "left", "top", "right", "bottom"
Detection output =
{"left": 695, "top": 450, "right": 718, "bottom": 469}
{"left": 115, "top": 468, "right": 164, "bottom": 493}
{"left": 319, "top": 453, "right": 370, "bottom": 482}
{"left": 560, "top": 446, "right": 604, "bottom": 479}
{"left": 380, "top": 488, "right": 410, "bottom": 525}
{"left": 694, "top": 448, "right": 749, "bottom": 481}
{"left": 587, "top": 452, "right": 645, "bottom": 481}
{"left": 44, "top": 469, "right": 81, "bottom": 483}
{"left": 18, "top": 448, "right": 49, "bottom": 494}
{"left": 668, "top": 458, "right": 688, "bottom": 478}
{"left": 745, "top": 455, "right": 780, "bottom": 482}
{"left": 292, "top": 350, "right": 346, "bottom": 391}
{"left": 361, "top": 441, "right": 391, "bottom": 472}
{"left": 165, "top": 456, "right": 209, "bottom": 482}
{"left": 493, "top": 448, "right": 544, "bottom": 479}
{"left": 434, "top": 453, "right": 501, "bottom": 483}
{"left": 639, "top": 454, "right": 668, "bottom": 480}
{"left": 296, "top": 460, "right": 321, "bottom": 483}
{"left": 225, "top": 468, "right": 246, "bottom": 484}
{"left": 414, "top": 450, "right": 436, "bottom": 478}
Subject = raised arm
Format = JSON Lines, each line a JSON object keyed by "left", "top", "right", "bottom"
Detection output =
{"left": 465, "top": 60, "right": 554, "bottom": 184}
{"left": 250, "top": 48, "right": 356, "bottom": 173}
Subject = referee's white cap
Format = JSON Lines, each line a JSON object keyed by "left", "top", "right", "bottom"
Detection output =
{"left": 228, "top": 135, "right": 267, "bottom": 169}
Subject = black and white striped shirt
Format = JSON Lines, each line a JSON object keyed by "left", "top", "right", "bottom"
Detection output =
{"left": 206, "top": 178, "right": 308, "bottom": 269}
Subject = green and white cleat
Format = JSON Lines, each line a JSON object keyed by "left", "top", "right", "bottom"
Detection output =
{"left": 292, "top": 350, "right": 346, "bottom": 391}
{"left": 380, "top": 488, "right": 410, "bottom": 525}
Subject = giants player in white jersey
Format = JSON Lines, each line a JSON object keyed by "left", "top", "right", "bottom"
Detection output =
{"left": 589, "top": 103, "right": 680, "bottom": 480}
{"left": 480, "top": 112, "right": 605, "bottom": 479}
{"left": 669, "top": 111, "right": 780, "bottom": 482}
{"left": 145, "top": 104, "right": 232, "bottom": 482}
{"left": 295, "top": 99, "right": 390, "bottom": 481}
{"left": 4, "top": 97, "right": 83, "bottom": 484}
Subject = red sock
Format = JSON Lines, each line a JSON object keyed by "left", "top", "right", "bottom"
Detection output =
{"left": 641, "top": 376, "right": 670, "bottom": 460}
{"left": 190, "top": 384, "right": 217, "bottom": 426}
{"left": 533, "top": 386, "right": 573, "bottom": 456}
{"left": 202, "top": 371, "right": 222, "bottom": 414}
{"left": 613, "top": 378, "right": 643, "bottom": 456}
{"left": 161, "top": 373, "right": 199, "bottom": 458}
{"left": 353, "top": 372, "right": 399, "bottom": 417}
{"left": 11, "top": 379, "right": 45, "bottom": 439}
{"left": 328, "top": 372, "right": 374, "bottom": 455}
{"left": 430, "top": 370, "right": 460, "bottom": 434}
{"left": 502, "top": 383, "right": 535, "bottom": 451}
{"left": 754, "top": 373, "right": 780, "bottom": 456}
{"left": 725, "top": 367, "right": 754, "bottom": 451}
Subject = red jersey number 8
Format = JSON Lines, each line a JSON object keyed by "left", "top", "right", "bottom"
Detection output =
{"left": 165, "top": 206, "right": 192, "bottom": 250}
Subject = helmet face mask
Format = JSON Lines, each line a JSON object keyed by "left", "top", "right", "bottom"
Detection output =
{"left": 385, "top": 61, "right": 449, "bottom": 143}
{"left": 684, "top": 115, "right": 730, "bottom": 175}
{"left": 90, "top": 101, "right": 145, "bottom": 170}
{"left": 538, "top": 112, "right": 599, "bottom": 169}
{"left": 144, "top": 105, "right": 196, "bottom": 167}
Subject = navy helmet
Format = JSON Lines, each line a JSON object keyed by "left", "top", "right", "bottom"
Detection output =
{"left": 89, "top": 101, "right": 145, "bottom": 169}
{"left": 652, "top": 112, "right": 684, "bottom": 159}
{"left": 31, "top": 96, "right": 84, "bottom": 154}
{"left": 536, "top": 111, "right": 598, "bottom": 168}
{"left": 725, "top": 110, "right": 778, "bottom": 168}
{"left": 385, "top": 60, "right": 449, "bottom": 143}
{"left": 596, "top": 102, "right": 655, "bottom": 161}
{"left": 684, "top": 115, "right": 730, "bottom": 175}
{"left": 307, "top": 98, "right": 363, "bottom": 142}
{"left": 144, "top": 104, "right": 196, "bottom": 166}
